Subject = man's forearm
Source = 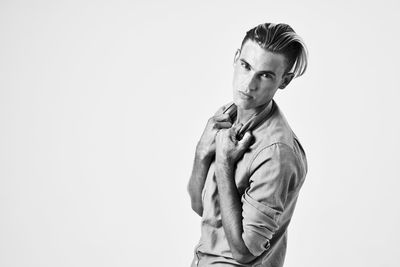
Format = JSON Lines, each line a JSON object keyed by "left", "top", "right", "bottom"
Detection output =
{"left": 214, "top": 160, "right": 256, "bottom": 264}
{"left": 187, "top": 151, "right": 212, "bottom": 216}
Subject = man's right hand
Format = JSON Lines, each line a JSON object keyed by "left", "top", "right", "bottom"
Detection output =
{"left": 196, "top": 113, "right": 233, "bottom": 161}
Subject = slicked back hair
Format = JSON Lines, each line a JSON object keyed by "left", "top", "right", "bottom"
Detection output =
{"left": 241, "top": 23, "right": 308, "bottom": 78}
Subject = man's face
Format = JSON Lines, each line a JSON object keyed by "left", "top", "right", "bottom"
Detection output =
{"left": 232, "top": 40, "right": 292, "bottom": 110}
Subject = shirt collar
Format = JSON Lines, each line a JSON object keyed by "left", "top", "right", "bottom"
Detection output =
{"left": 222, "top": 100, "right": 276, "bottom": 140}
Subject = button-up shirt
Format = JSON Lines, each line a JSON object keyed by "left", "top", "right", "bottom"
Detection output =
{"left": 191, "top": 100, "right": 307, "bottom": 267}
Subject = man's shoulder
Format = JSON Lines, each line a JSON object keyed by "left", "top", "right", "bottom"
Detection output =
{"left": 249, "top": 103, "right": 307, "bottom": 174}
{"left": 254, "top": 103, "right": 297, "bottom": 149}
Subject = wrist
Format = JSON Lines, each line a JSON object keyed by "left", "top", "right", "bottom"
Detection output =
{"left": 215, "top": 154, "right": 234, "bottom": 168}
{"left": 214, "top": 157, "right": 234, "bottom": 182}
{"left": 195, "top": 148, "right": 213, "bottom": 163}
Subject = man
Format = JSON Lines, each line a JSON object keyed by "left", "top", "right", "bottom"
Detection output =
{"left": 187, "top": 23, "right": 308, "bottom": 267}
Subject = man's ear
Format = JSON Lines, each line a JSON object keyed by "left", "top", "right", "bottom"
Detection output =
{"left": 233, "top": 49, "right": 241, "bottom": 65}
{"left": 279, "top": 73, "right": 294, "bottom": 89}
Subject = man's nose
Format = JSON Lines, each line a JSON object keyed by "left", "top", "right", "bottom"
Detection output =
{"left": 245, "top": 74, "right": 258, "bottom": 92}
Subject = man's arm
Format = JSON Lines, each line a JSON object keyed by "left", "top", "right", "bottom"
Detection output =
{"left": 215, "top": 126, "right": 298, "bottom": 261}
{"left": 187, "top": 150, "right": 212, "bottom": 216}
{"left": 215, "top": 160, "right": 257, "bottom": 263}
{"left": 187, "top": 112, "right": 232, "bottom": 216}
{"left": 214, "top": 125, "right": 257, "bottom": 263}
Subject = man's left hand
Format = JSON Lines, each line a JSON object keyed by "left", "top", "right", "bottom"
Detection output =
{"left": 215, "top": 124, "right": 253, "bottom": 166}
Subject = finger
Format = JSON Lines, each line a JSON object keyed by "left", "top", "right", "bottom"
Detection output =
{"left": 214, "top": 121, "right": 232, "bottom": 129}
{"left": 213, "top": 113, "right": 231, "bottom": 122}
{"left": 238, "top": 132, "right": 253, "bottom": 150}
{"left": 231, "top": 123, "right": 243, "bottom": 136}
{"left": 228, "top": 123, "right": 242, "bottom": 141}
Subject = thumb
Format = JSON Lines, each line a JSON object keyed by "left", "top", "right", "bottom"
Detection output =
{"left": 233, "top": 123, "right": 243, "bottom": 133}
{"left": 230, "top": 123, "right": 243, "bottom": 138}
{"left": 238, "top": 131, "right": 253, "bottom": 150}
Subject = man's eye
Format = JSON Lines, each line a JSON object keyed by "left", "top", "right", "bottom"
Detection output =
{"left": 261, "top": 73, "right": 272, "bottom": 79}
{"left": 240, "top": 62, "right": 250, "bottom": 70}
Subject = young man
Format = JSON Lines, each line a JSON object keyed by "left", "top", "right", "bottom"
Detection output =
{"left": 187, "top": 23, "right": 308, "bottom": 266}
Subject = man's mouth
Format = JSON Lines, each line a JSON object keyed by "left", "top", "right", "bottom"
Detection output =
{"left": 238, "top": 90, "right": 253, "bottom": 99}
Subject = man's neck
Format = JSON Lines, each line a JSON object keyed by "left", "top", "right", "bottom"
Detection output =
{"left": 235, "top": 101, "right": 273, "bottom": 125}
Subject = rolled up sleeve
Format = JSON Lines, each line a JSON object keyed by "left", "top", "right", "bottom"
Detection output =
{"left": 241, "top": 143, "right": 297, "bottom": 256}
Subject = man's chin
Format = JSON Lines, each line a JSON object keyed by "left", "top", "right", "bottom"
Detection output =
{"left": 233, "top": 99, "right": 255, "bottom": 110}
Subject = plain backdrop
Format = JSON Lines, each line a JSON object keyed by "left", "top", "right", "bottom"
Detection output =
{"left": 1, "top": 0, "right": 400, "bottom": 266}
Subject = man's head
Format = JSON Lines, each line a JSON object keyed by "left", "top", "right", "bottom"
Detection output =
{"left": 232, "top": 23, "right": 308, "bottom": 110}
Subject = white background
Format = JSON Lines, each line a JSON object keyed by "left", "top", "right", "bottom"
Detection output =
{"left": 1, "top": 0, "right": 400, "bottom": 266}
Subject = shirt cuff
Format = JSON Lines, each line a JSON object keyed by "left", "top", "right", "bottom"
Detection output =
{"left": 241, "top": 191, "right": 281, "bottom": 256}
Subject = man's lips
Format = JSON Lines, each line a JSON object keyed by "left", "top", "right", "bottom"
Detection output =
{"left": 238, "top": 90, "right": 253, "bottom": 99}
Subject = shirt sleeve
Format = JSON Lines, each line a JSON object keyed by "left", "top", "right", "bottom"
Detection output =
{"left": 241, "top": 143, "right": 298, "bottom": 256}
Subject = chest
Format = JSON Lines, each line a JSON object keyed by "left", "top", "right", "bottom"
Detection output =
{"left": 202, "top": 147, "right": 255, "bottom": 207}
